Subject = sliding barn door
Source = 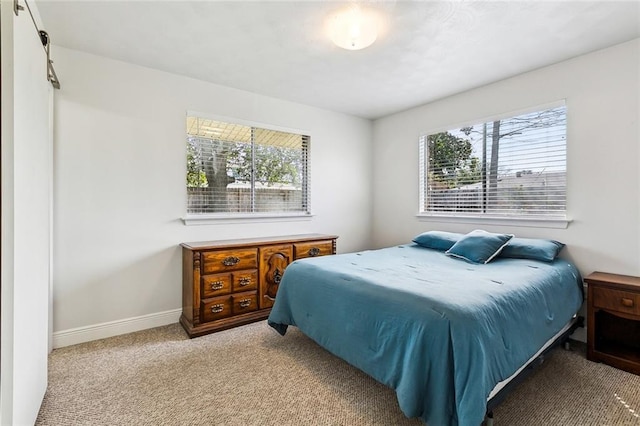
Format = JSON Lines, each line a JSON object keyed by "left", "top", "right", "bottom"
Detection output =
{"left": 1, "top": 1, "right": 52, "bottom": 424}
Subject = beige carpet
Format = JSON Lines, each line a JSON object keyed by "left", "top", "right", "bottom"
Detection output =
{"left": 37, "top": 321, "right": 640, "bottom": 426}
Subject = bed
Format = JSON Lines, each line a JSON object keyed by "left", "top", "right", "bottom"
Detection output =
{"left": 267, "top": 236, "right": 584, "bottom": 426}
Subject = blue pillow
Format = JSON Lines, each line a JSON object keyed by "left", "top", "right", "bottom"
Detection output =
{"left": 445, "top": 230, "right": 514, "bottom": 264}
{"left": 412, "top": 231, "right": 463, "bottom": 251}
{"left": 499, "top": 237, "right": 565, "bottom": 262}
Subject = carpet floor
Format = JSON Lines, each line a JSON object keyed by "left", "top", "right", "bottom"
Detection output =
{"left": 36, "top": 321, "right": 640, "bottom": 425}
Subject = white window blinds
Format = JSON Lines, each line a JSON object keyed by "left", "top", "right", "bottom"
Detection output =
{"left": 419, "top": 105, "right": 567, "bottom": 219}
{"left": 187, "top": 116, "right": 310, "bottom": 215}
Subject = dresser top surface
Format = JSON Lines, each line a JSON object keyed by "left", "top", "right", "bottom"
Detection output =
{"left": 181, "top": 233, "right": 338, "bottom": 250}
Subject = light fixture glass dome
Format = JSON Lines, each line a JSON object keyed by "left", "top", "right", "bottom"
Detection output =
{"left": 329, "top": 5, "right": 378, "bottom": 51}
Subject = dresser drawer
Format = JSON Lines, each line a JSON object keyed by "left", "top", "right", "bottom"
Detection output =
{"left": 592, "top": 286, "right": 640, "bottom": 316}
{"left": 232, "top": 291, "right": 258, "bottom": 315}
{"left": 294, "top": 240, "right": 334, "bottom": 260}
{"left": 232, "top": 270, "right": 258, "bottom": 292}
{"left": 201, "top": 273, "right": 232, "bottom": 298}
{"left": 201, "top": 296, "right": 233, "bottom": 323}
{"left": 202, "top": 249, "right": 258, "bottom": 274}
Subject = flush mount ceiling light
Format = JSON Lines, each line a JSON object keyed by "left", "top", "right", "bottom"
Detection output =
{"left": 328, "top": 5, "right": 379, "bottom": 51}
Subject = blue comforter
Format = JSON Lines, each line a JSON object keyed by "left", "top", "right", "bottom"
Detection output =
{"left": 268, "top": 244, "right": 583, "bottom": 426}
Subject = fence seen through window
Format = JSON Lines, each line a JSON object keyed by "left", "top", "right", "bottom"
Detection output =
{"left": 186, "top": 116, "right": 310, "bottom": 215}
{"left": 419, "top": 105, "right": 567, "bottom": 218}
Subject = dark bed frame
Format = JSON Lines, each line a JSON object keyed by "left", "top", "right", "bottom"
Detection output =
{"left": 484, "top": 316, "right": 585, "bottom": 426}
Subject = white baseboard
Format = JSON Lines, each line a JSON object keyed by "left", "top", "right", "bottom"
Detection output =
{"left": 51, "top": 308, "right": 588, "bottom": 348}
{"left": 53, "top": 308, "right": 182, "bottom": 349}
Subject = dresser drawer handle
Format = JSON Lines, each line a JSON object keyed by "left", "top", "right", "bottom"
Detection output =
{"left": 222, "top": 256, "right": 240, "bottom": 266}
{"left": 308, "top": 247, "right": 320, "bottom": 257}
{"left": 210, "top": 281, "right": 224, "bottom": 290}
{"left": 239, "top": 299, "right": 252, "bottom": 308}
{"left": 210, "top": 304, "right": 224, "bottom": 313}
{"left": 238, "top": 277, "right": 251, "bottom": 286}
{"left": 621, "top": 298, "right": 634, "bottom": 308}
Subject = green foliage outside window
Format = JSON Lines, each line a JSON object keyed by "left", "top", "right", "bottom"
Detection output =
{"left": 427, "top": 131, "right": 481, "bottom": 189}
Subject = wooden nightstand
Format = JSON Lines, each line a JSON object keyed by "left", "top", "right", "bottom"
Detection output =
{"left": 585, "top": 272, "right": 640, "bottom": 375}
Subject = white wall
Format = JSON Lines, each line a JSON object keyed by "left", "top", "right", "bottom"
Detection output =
{"left": 1, "top": 1, "right": 52, "bottom": 424}
{"left": 372, "top": 39, "right": 640, "bottom": 277}
{"left": 49, "top": 34, "right": 640, "bottom": 346}
{"left": 52, "top": 47, "right": 372, "bottom": 340}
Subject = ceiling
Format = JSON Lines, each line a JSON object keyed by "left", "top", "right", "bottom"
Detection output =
{"left": 37, "top": 1, "right": 640, "bottom": 120}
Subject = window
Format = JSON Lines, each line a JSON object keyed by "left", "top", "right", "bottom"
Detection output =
{"left": 419, "top": 104, "right": 567, "bottom": 220}
{"left": 186, "top": 116, "right": 310, "bottom": 215}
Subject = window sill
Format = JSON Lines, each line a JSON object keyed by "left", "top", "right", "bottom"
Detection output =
{"left": 416, "top": 214, "right": 571, "bottom": 229}
{"left": 182, "top": 212, "right": 314, "bottom": 226}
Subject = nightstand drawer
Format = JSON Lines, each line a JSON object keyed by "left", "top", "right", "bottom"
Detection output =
{"left": 592, "top": 287, "right": 640, "bottom": 316}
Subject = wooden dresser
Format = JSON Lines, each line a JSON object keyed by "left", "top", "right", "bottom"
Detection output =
{"left": 585, "top": 271, "right": 640, "bottom": 375}
{"left": 180, "top": 234, "right": 338, "bottom": 338}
